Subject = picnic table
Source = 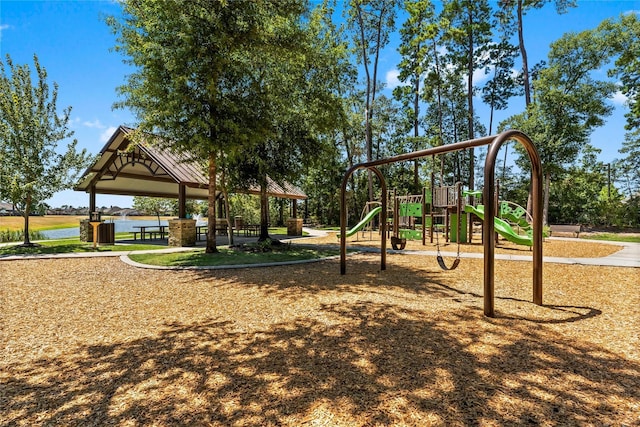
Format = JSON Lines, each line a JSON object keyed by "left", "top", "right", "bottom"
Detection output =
{"left": 194, "top": 223, "right": 261, "bottom": 240}
{"left": 132, "top": 225, "right": 167, "bottom": 240}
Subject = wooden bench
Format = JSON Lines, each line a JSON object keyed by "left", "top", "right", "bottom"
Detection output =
{"left": 549, "top": 224, "right": 581, "bottom": 238}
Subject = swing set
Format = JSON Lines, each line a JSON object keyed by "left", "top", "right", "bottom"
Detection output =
{"left": 385, "top": 154, "right": 466, "bottom": 270}
{"left": 339, "top": 130, "right": 543, "bottom": 317}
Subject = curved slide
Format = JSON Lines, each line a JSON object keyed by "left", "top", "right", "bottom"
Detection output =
{"left": 465, "top": 205, "right": 533, "bottom": 247}
{"left": 339, "top": 206, "right": 382, "bottom": 238}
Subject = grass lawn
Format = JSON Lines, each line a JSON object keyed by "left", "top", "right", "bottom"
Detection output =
{"left": 0, "top": 238, "right": 166, "bottom": 256}
{"left": 583, "top": 233, "right": 640, "bottom": 243}
{"left": 0, "top": 215, "right": 87, "bottom": 231}
{"left": 129, "top": 244, "right": 340, "bottom": 267}
{"left": 0, "top": 215, "right": 174, "bottom": 232}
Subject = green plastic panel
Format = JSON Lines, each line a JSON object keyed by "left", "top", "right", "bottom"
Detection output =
{"left": 449, "top": 213, "right": 468, "bottom": 243}
{"left": 399, "top": 229, "right": 423, "bottom": 240}
{"left": 399, "top": 203, "right": 422, "bottom": 217}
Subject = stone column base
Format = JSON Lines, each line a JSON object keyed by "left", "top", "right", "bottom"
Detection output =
{"left": 168, "top": 219, "right": 196, "bottom": 247}
{"left": 286, "top": 218, "right": 303, "bottom": 236}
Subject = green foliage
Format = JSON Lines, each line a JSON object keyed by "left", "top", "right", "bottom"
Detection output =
{"left": 228, "top": 194, "right": 260, "bottom": 225}
{"left": 597, "top": 13, "right": 640, "bottom": 131}
{"left": 594, "top": 14, "right": 640, "bottom": 198}
{"left": 0, "top": 54, "right": 92, "bottom": 245}
{"left": 0, "top": 229, "right": 46, "bottom": 243}
{"left": 128, "top": 245, "right": 340, "bottom": 267}
{"left": 504, "top": 28, "right": 617, "bottom": 175}
{"left": 109, "top": 0, "right": 346, "bottom": 246}
{"left": 585, "top": 233, "right": 640, "bottom": 243}
{"left": 133, "top": 196, "right": 175, "bottom": 226}
{"left": 0, "top": 238, "right": 164, "bottom": 255}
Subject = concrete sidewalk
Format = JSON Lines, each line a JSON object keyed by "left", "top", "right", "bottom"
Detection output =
{"left": 389, "top": 237, "right": 640, "bottom": 268}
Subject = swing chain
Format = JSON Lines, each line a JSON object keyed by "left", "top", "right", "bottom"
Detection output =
{"left": 434, "top": 182, "right": 462, "bottom": 271}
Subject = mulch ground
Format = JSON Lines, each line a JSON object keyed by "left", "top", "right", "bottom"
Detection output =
{"left": 1, "top": 235, "right": 638, "bottom": 426}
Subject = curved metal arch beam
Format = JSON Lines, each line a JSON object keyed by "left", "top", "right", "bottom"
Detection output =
{"left": 110, "top": 153, "right": 160, "bottom": 180}
{"left": 483, "top": 130, "right": 543, "bottom": 316}
{"left": 340, "top": 165, "right": 388, "bottom": 274}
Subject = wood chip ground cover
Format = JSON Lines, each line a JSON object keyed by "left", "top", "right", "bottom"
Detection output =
{"left": 1, "top": 237, "right": 638, "bottom": 426}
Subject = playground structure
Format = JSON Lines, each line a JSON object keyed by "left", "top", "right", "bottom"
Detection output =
{"left": 340, "top": 204, "right": 382, "bottom": 238}
{"left": 339, "top": 130, "right": 543, "bottom": 318}
{"left": 344, "top": 181, "right": 532, "bottom": 254}
{"left": 386, "top": 183, "right": 466, "bottom": 245}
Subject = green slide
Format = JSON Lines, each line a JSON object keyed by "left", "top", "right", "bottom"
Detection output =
{"left": 465, "top": 205, "right": 533, "bottom": 247}
{"left": 339, "top": 206, "right": 382, "bottom": 238}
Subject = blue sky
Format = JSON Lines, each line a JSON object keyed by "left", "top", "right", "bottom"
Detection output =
{"left": 0, "top": 0, "right": 637, "bottom": 208}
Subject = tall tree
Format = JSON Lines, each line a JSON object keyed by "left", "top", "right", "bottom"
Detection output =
{"left": 0, "top": 54, "right": 90, "bottom": 247}
{"left": 499, "top": 0, "right": 576, "bottom": 106}
{"left": 347, "top": 0, "right": 400, "bottom": 201}
{"left": 394, "top": 0, "right": 437, "bottom": 192}
{"left": 482, "top": 5, "right": 521, "bottom": 135}
{"left": 108, "top": 0, "right": 317, "bottom": 253}
{"left": 442, "top": 0, "right": 492, "bottom": 240}
{"left": 501, "top": 28, "right": 617, "bottom": 224}
{"left": 225, "top": 2, "right": 348, "bottom": 241}
{"left": 597, "top": 13, "right": 640, "bottom": 196}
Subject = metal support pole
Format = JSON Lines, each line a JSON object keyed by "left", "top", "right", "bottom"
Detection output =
{"left": 484, "top": 131, "right": 543, "bottom": 316}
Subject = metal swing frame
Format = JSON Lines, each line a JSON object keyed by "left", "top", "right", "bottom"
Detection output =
{"left": 339, "top": 130, "right": 543, "bottom": 317}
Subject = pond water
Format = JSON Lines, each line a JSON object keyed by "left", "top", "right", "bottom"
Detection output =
{"left": 40, "top": 219, "right": 207, "bottom": 239}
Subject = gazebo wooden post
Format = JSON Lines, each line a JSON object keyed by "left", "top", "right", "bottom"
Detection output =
{"left": 178, "top": 184, "right": 186, "bottom": 218}
{"left": 89, "top": 186, "right": 96, "bottom": 213}
{"left": 292, "top": 199, "right": 298, "bottom": 218}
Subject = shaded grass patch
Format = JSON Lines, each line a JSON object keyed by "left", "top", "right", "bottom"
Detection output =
{"left": 0, "top": 238, "right": 167, "bottom": 256}
{"left": 584, "top": 233, "right": 640, "bottom": 243}
{"left": 129, "top": 245, "right": 340, "bottom": 267}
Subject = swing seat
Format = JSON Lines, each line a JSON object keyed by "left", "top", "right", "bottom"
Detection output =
{"left": 391, "top": 236, "right": 407, "bottom": 250}
{"left": 437, "top": 255, "right": 460, "bottom": 271}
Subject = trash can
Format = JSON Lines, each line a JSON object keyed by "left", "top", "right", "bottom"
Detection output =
{"left": 98, "top": 222, "right": 115, "bottom": 245}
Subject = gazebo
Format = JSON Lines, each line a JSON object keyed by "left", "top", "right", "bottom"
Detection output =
{"left": 74, "top": 126, "right": 307, "bottom": 245}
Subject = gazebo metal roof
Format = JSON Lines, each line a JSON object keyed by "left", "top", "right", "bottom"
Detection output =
{"left": 75, "top": 126, "right": 307, "bottom": 201}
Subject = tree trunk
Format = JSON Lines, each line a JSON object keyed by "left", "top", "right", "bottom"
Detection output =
{"left": 219, "top": 163, "right": 234, "bottom": 246}
{"left": 433, "top": 39, "right": 445, "bottom": 146}
{"left": 22, "top": 194, "right": 33, "bottom": 246}
{"left": 259, "top": 183, "right": 271, "bottom": 242}
{"left": 467, "top": 10, "right": 476, "bottom": 241}
{"left": 222, "top": 191, "right": 233, "bottom": 246}
{"left": 501, "top": 142, "right": 509, "bottom": 199}
{"left": 355, "top": 5, "right": 375, "bottom": 203}
{"left": 413, "top": 68, "right": 420, "bottom": 192}
{"left": 517, "top": 0, "right": 531, "bottom": 106}
{"left": 206, "top": 151, "right": 218, "bottom": 253}
{"left": 543, "top": 171, "right": 551, "bottom": 227}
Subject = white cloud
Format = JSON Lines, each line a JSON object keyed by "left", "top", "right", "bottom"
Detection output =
{"left": 100, "top": 126, "right": 117, "bottom": 143}
{"left": 0, "top": 24, "right": 11, "bottom": 41}
{"left": 83, "top": 119, "right": 106, "bottom": 129}
{"left": 386, "top": 69, "right": 401, "bottom": 90}
{"left": 472, "top": 65, "right": 493, "bottom": 86}
{"left": 610, "top": 90, "right": 628, "bottom": 105}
